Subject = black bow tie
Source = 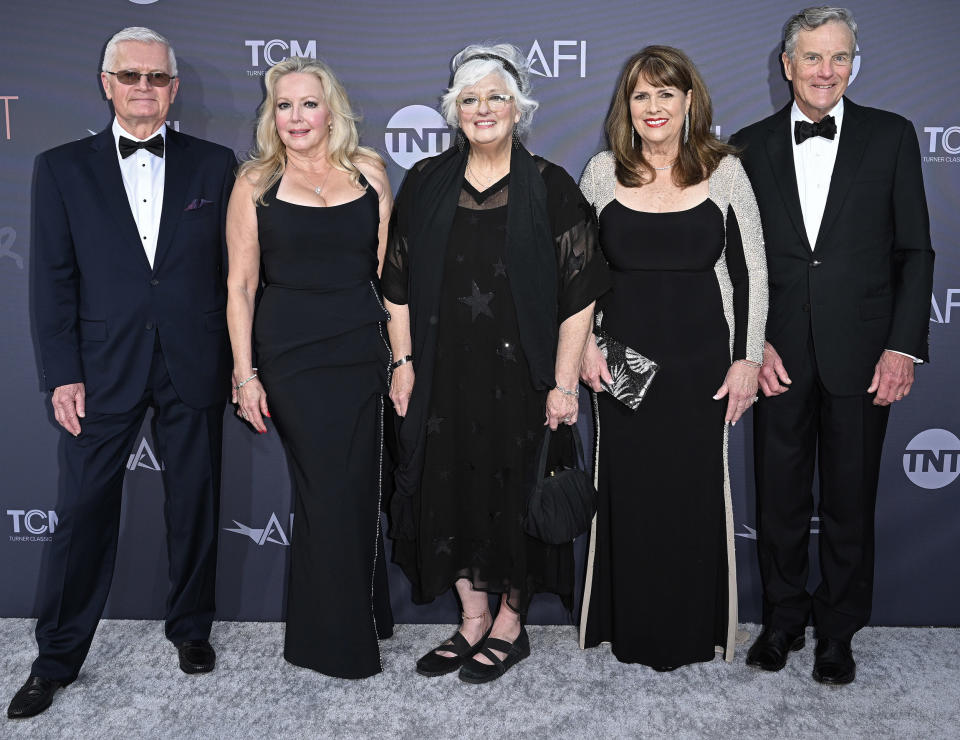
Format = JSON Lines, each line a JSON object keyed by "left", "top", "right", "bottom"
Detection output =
{"left": 118, "top": 134, "right": 164, "bottom": 159}
{"left": 794, "top": 115, "right": 837, "bottom": 145}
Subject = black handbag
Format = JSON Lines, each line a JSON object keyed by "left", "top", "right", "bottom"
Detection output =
{"left": 523, "top": 423, "right": 596, "bottom": 545}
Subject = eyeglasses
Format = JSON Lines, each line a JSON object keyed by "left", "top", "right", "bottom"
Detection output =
{"left": 105, "top": 70, "right": 176, "bottom": 87}
{"left": 456, "top": 93, "right": 514, "bottom": 112}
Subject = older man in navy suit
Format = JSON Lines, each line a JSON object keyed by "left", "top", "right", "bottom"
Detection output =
{"left": 9, "top": 27, "right": 235, "bottom": 718}
{"left": 732, "top": 7, "right": 934, "bottom": 685}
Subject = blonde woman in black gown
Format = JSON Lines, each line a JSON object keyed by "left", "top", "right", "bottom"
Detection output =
{"left": 226, "top": 57, "right": 394, "bottom": 678}
{"left": 579, "top": 46, "right": 767, "bottom": 669}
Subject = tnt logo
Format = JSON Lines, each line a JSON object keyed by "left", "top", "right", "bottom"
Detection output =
{"left": 903, "top": 429, "right": 960, "bottom": 490}
{"left": 127, "top": 437, "right": 164, "bottom": 472}
{"left": 384, "top": 105, "right": 452, "bottom": 169}
{"left": 7, "top": 509, "right": 58, "bottom": 535}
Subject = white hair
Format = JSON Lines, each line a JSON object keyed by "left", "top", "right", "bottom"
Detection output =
{"left": 102, "top": 26, "right": 177, "bottom": 76}
{"left": 783, "top": 6, "right": 858, "bottom": 60}
{"left": 440, "top": 43, "right": 539, "bottom": 135}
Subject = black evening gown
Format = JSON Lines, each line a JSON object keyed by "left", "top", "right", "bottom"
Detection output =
{"left": 254, "top": 177, "right": 394, "bottom": 679}
{"left": 386, "top": 165, "right": 609, "bottom": 614}
{"left": 584, "top": 200, "right": 730, "bottom": 668}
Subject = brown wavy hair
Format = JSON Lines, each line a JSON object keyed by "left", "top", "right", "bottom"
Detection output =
{"left": 607, "top": 46, "right": 736, "bottom": 188}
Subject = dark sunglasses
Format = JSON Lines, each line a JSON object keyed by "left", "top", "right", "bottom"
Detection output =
{"left": 105, "top": 70, "right": 176, "bottom": 87}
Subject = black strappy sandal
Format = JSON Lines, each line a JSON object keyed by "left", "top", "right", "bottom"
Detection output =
{"left": 415, "top": 615, "right": 492, "bottom": 677}
{"left": 458, "top": 626, "right": 530, "bottom": 684}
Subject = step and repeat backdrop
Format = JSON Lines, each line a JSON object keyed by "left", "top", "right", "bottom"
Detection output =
{"left": 1, "top": 0, "right": 957, "bottom": 626}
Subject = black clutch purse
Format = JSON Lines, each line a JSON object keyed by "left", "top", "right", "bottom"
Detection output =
{"left": 523, "top": 424, "right": 596, "bottom": 545}
{"left": 594, "top": 325, "right": 659, "bottom": 411}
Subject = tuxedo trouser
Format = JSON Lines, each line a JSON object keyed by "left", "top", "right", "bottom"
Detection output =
{"left": 32, "top": 336, "right": 224, "bottom": 682}
{"left": 753, "top": 338, "right": 889, "bottom": 642}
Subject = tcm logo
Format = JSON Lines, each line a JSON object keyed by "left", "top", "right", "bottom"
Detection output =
{"left": 127, "top": 437, "right": 164, "bottom": 472}
{"left": 0, "top": 226, "right": 22, "bottom": 269}
{"left": 923, "top": 126, "right": 960, "bottom": 155}
{"left": 931, "top": 289, "right": 960, "bottom": 324}
{"left": 736, "top": 517, "right": 821, "bottom": 539}
{"left": 384, "top": 105, "right": 452, "bottom": 170}
{"left": 526, "top": 40, "right": 586, "bottom": 78}
{"left": 903, "top": 429, "right": 960, "bottom": 490}
{"left": 7, "top": 509, "right": 58, "bottom": 540}
{"left": 245, "top": 40, "right": 317, "bottom": 68}
{"left": 1, "top": 95, "right": 17, "bottom": 140}
{"left": 225, "top": 512, "right": 293, "bottom": 546}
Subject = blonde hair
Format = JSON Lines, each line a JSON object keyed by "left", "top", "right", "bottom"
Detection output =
{"left": 238, "top": 57, "right": 382, "bottom": 204}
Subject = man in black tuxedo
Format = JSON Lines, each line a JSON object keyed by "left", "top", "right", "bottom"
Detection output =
{"left": 8, "top": 27, "right": 235, "bottom": 718}
{"left": 731, "top": 6, "right": 934, "bottom": 685}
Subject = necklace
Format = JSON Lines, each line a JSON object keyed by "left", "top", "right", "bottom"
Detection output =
{"left": 295, "top": 165, "right": 333, "bottom": 202}
{"left": 466, "top": 156, "right": 508, "bottom": 189}
{"left": 652, "top": 162, "right": 674, "bottom": 171}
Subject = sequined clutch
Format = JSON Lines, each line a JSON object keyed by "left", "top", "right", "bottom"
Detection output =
{"left": 594, "top": 330, "right": 658, "bottom": 411}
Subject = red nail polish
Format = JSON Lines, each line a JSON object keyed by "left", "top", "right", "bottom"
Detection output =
{"left": 264, "top": 411, "right": 271, "bottom": 417}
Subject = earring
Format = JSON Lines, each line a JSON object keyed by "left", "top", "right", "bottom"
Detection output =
{"left": 683, "top": 112, "right": 690, "bottom": 145}
{"left": 456, "top": 129, "right": 466, "bottom": 152}
{"left": 512, "top": 129, "right": 521, "bottom": 149}
{"left": 631, "top": 128, "right": 635, "bottom": 149}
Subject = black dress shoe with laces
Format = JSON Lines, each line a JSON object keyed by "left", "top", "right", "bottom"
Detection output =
{"left": 176, "top": 639, "right": 216, "bottom": 674}
{"left": 745, "top": 627, "right": 805, "bottom": 672}
{"left": 7, "top": 676, "right": 67, "bottom": 719}
{"left": 812, "top": 638, "right": 856, "bottom": 685}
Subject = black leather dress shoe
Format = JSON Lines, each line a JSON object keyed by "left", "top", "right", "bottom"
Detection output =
{"left": 176, "top": 639, "right": 216, "bottom": 674}
{"left": 745, "top": 627, "right": 805, "bottom": 671}
{"left": 7, "top": 676, "right": 67, "bottom": 719}
{"left": 812, "top": 638, "right": 856, "bottom": 685}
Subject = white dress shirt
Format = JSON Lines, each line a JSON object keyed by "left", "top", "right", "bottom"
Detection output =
{"left": 112, "top": 118, "right": 166, "bottom": 268}
{"left": 791, "top": 98, "right": 843, "bottom": 250}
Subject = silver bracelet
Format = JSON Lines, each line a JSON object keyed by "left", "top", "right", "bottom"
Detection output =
{"left": 735, "top": 358, "right": 762, "bottom": 369}
{"left": 390, "top": 354, "right": 413, "bottom": 370}
{"left": 234, "top": 371, "right": 258, "bottom": 390}
{"left": 554, "top": 383, "right": 579, "bottom": 399}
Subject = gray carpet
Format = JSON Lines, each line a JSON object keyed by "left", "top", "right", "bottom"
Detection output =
{"left": 1, "top": 620, "right": 958, "bottom": 739}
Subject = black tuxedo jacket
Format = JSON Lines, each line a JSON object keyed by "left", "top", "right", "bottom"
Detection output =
{"left": 731, "top": 98, "right": 934, "bottom": 396}
{"left": 32, "top": 127, "right": 236, "bottom": 413}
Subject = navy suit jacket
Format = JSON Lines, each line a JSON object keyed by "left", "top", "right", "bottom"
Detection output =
{"left": 731, "top": 99, "right": 934, "bottom": 395}
{"left": 32, "top": 127, "right": 236, "bottom": 413}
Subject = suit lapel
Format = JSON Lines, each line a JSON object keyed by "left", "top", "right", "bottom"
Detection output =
{"left": 154, "top": 129, "right": 189, "bottom": 272}
{"left": 88, "top": 128, "right": 152, "bottom": 271}
{"left": 764, "top": 105, "right": 811, "bottom": 253}
{"left": 816, "top": 98, "right": 870, "bottom": 251}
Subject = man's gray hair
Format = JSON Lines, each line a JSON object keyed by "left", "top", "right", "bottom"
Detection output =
{"left": 783, "top": 6, "right": 858, "bottom": 59}
{"left": 440, "top": 43, "right": 539, "bottom": 135}
{"left": 102, "top": 27, "right": 177, "bottom": 76}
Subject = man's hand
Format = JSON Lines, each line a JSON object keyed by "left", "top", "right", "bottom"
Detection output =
{"left": 52, "top": 382, "right": 85, "bottom": 436}
{"left": 758, "top": 341, "right": 791, "bottom": 397}
{"left": 867, "top": 350, "right": 915, "bottom": 406}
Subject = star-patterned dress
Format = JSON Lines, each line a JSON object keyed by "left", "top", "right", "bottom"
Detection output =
{"left": 386, "top": 162, "right": 609, "bottom": 613}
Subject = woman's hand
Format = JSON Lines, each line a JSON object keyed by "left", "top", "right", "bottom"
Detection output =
{"left": 545, "top": 388, "right": 579, "bottom": 430}
{"left": 234, "top": 373, "right": 270, "bottom": 434}
{"left": 390, "top": 363, "right": 415, "bottom": 417}
{"left": 714, "top": 362, "right": 760, "bottom": 426}
{"left": 580, "top": 336, "right": 612, "bottom": 392}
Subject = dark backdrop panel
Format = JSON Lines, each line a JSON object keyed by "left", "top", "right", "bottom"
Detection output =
{"left": 2, "top": 0, "right": 958, "bottom": 625}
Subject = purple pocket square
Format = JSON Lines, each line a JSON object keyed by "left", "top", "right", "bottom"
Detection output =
{"left": 185, "top": 198, "right": 215, "bottom": 211}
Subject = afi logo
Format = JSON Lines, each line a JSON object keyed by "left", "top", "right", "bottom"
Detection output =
{"left": 7, "top": 509, "right": 58, "bottom": 535}
{"left": 922, "top": 126, "right": 960, "bottom": 155}
{"left": 931, "top": 290, "right": 960, "bottom": 323}
{"left": 526, "top": 41, "right": 586, "bottom": 78}
{"left": 0, "top": 226, "right": 22, "bottom": 269}
{"left": 1, "top": 95, "right": 17, "bottom": 140}
{"left": 127, "top": 437, "right": 164, "bottom": 472}
{"left": 245, "top": 40, "right": 317, "bottom": 67}
{"left": 224, "top": 512, "right": 293, "bottom": 546}
{"left": 384, "top": 105, "right": 452, "bottom": 170}
{"left": 903, "top": 429, "right": 960, "bottom": 490}
{"left": 736, "top": 517, "right": 821, "bottom": 539}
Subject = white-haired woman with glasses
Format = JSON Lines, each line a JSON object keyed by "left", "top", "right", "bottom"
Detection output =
{"left": 382, "top": 43, "right": 610, "bottom": 683}
{"left": 226, "top": 57, "right": 394, "bottom": 679}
